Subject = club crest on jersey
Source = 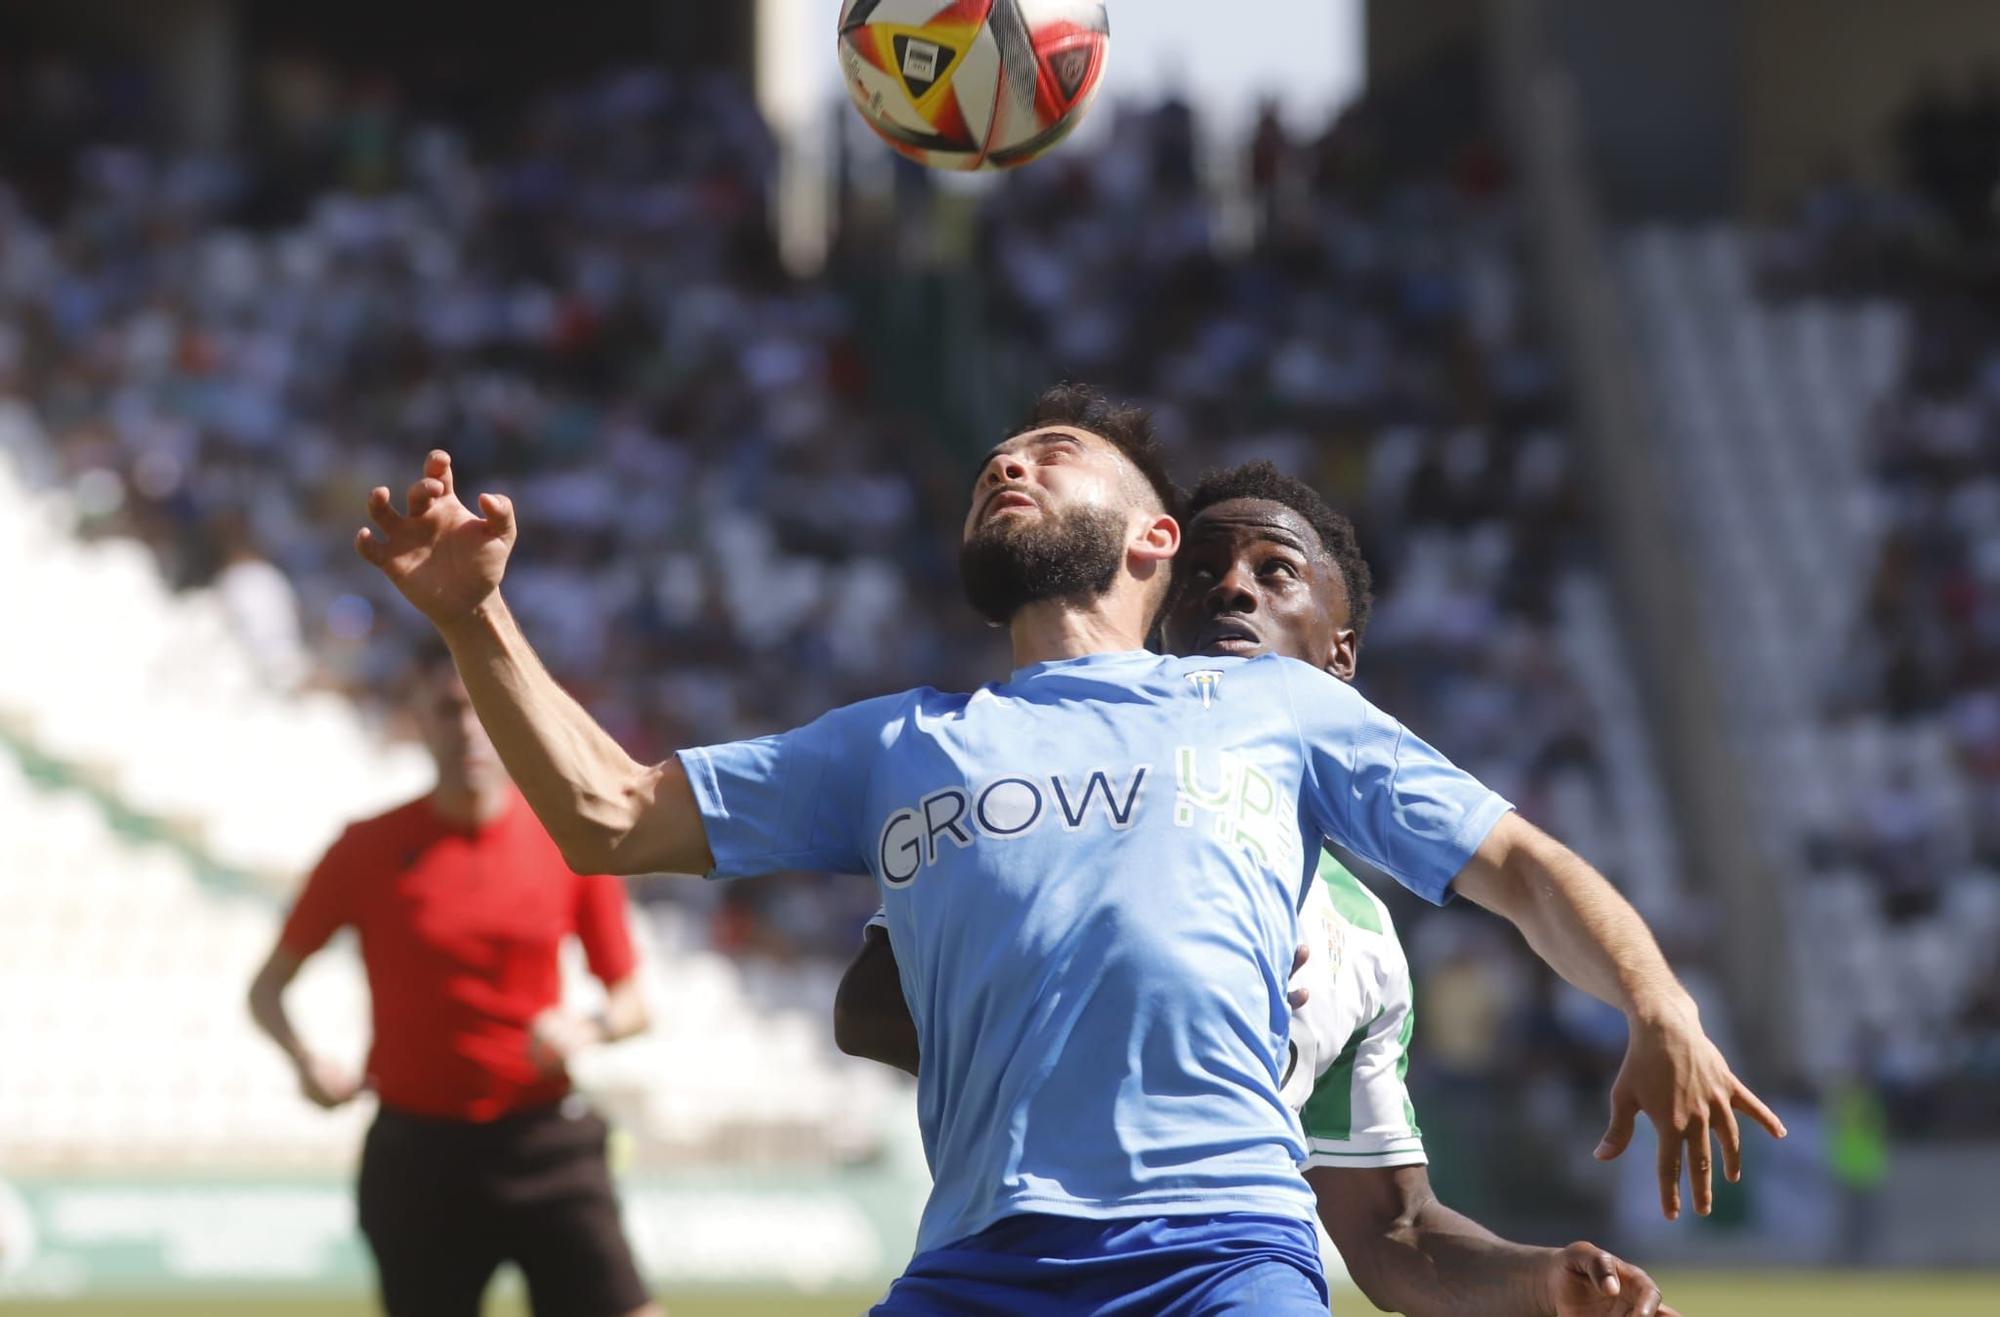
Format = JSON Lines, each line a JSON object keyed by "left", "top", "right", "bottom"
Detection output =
{"left": 1321, "top": 914, "right": 1347, "bottom": 984}
{"left": 1186, "top": 670, "right": 1225, "bottom": 709}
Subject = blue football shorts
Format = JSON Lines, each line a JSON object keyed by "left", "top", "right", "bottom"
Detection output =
{"left": 871, "top": 1211, "right": 1328, "bottom": 1316}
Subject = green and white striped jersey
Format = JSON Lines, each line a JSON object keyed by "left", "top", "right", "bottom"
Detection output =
{"left": 1279, "top": 852, "right": 1427, "bottom": 1171}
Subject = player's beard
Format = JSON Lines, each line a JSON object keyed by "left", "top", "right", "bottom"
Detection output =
{"left": 960, "top": 502, "right": 1128, "bottom": 625}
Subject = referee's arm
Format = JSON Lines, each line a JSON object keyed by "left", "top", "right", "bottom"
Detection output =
{"left": 249, "top": 945, "right": 365, "bottom": 1110}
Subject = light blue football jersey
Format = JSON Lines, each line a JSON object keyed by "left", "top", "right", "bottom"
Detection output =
{"left": 679, "top": 650, "right": 1511, "bottom": 1253}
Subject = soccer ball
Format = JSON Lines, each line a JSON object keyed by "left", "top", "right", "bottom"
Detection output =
{"left": 837, "top": 1, "right": 1110, "bottom": 172}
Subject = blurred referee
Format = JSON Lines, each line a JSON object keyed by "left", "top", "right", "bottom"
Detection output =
{"left": 249, "top": 652, "right": 661, "bottom": 1317}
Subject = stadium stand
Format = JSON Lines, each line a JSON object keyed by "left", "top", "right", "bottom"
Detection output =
{"left": 0, "top": 745, "right": 374, "bottom": 1170}
{"left": 0, "top": 443, "right": 434, "bottom": 881}
{"left": 1622, "top": 155, "right": 2000, "bottom": 1122}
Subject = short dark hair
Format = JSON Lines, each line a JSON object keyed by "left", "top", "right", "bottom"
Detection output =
{"left": 1007, "top": 383, "right": 1183, "bottom": 518}
{"left": 1187, "top": 460, "right": 1374, "bottom": 642}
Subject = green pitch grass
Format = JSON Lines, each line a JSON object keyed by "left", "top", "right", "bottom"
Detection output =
{"left": 7, "top": 1274, "right": 2000, "bottom": 1316}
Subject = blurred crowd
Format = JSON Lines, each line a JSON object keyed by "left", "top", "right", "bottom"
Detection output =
{"left": 0, "top": 53, "right": 1763, "bottom": 1204}
{"left": 1759, "top": 71, "right": 2000, "bottom": 1118}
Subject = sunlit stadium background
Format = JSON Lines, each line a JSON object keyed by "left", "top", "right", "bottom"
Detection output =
{"left": 1, "top": 1, "right": 1997, "bottom": 1313}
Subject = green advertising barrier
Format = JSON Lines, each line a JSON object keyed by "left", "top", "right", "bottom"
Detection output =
{"left": 0, "top": 1165, "right": 925, "bottom": 1300}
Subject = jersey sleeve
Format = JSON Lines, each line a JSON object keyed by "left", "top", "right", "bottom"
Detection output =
{"left": 864, "top": 906, "right": 888, "bottom": 934}
{"left": 573, "top": 873, "right": 639, "bottom": 984}
{"left": 1280, "top": 659, "right": 1513, "bottom": 905}
{"left": 278, "top": 826, "right": 361, "bottom": 958}
{"left": 1299, "top": 943, "right": 1427, "bottom": 1170}
{"left": 676, "top": 695, "right": 899, "bottom": 880}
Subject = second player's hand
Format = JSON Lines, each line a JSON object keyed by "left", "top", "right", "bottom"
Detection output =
{"left": 355, "top": 450, "right": 517, "bottom": 629}
{"left": 1595, "top": 995, "right": 1787, "bottom": 1219}
{"left": 528, "top": 1008, "right": 604, "bottom": 1075}
{"left": 1547, "top": 1242, "right": 1678, "bottom": 1317}
{"left": 1287, "top": 942, "right": 1311, "bottom": 1010}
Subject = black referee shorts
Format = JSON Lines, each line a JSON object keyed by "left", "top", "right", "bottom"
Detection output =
{"left": 357, "top": 1099, "right": 652, "bottom": 1317}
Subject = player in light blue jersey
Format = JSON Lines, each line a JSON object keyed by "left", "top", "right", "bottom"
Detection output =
{"left": 356, "top": 385, "right": 1766, "bottom": 1314}
{"left": 837, "top": 460, "right": 1682, "bottom": 1316}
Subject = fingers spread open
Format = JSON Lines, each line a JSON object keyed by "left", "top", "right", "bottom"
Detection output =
{"left": 427, "top": 450, "right": 454, "bottom": 496}
{"left": 478, "top": 491, "right": 516, "bottom": 538}
{"left": 1656, "top": 1123, "right": 1683, "bottom": 1219}
{"left": 407, "top": 476, "right": 445, "bottom": 516}
{"left": 1687, "top": 1116, "right": 1714, "bottom": 1215}
{"left": 1596, "top": 1089, "right": 1639, "bottom": 1161}
{"left": 355, "top": 527, "right": 386, "bottom": 566}
{"left": 1716, "top": 1094, "right": 1744, "bottom": 1183}
{"left": 366, "top": 486, "right": 403, "bottom": 531}
{"left": 1733, "top": 1079, "right": 1788, "bottom": 1141}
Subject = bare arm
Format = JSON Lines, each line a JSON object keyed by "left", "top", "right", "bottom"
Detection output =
{"left": 247, "top": 945, "right": 363, "bottom": 1110}
{"left": 1453, "top": 813, "right": 1679, "bottom": 1021}
{"left": 1452, "top": 812, "right": 1785, "bottom": 1217}
{"left": 356, "top": 451, "right": 711, "bottom": 877}
{"left": 833, "top": 926, "right": 921, "bottom": 1076}
{"left": 442, "top": 594, "right": 711, "bottom": 876}
{"left": 1314, "top": 1164, "right": 1674, "bottom": 1317}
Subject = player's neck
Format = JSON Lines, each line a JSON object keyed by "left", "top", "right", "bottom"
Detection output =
{"left": 1008, "top": 596, "right": 1151, "bottom": 670}
{"left": 430, "top": 781, "right": 512, "bottom": 829}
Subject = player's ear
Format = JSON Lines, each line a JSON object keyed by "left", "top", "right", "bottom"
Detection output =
{"left": 1328, "top": 629, "right": 1359, "bottom": 683}
{"left": 1131, "top": 512, "right": 1179, "bottom": 566}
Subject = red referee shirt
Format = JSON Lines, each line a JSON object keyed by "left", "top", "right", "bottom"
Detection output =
{"left": 280, "top": 789, "right": 638, "bottom": 1122}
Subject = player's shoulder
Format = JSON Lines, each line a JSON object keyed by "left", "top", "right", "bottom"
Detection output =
{"left": 811, "top": 687, "right": 956, "bottom": 744}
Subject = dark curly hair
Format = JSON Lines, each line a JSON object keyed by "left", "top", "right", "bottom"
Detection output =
{"left": 1186, "top": 460, "right": 1374, "bottom": 643}
{"left": 1006, "top": 383, "right": 1183, "bottom": 518}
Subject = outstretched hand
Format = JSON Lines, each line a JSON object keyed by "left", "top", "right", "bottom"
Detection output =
{"left": 1595, "top": 997, "right": 1787, "bottom": 1219}
{"left": 1549, "top": 1241, "right": 1679, "bottom": 1317}
{"left": 356, "top": 450, "right": 517, "bottom": 629}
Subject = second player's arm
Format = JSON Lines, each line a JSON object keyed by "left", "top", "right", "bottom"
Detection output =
{"left": 1316, "top": 1165, "right": 1671, "bottom": 1317}
{"left": 1451, "top": 812, "right": 1784, "bottom": 1216}
{"left": 833, "top": 926, "right": 921, "bottom": 1076}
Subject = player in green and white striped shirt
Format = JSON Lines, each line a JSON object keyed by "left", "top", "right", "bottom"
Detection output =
{"left": 1162, "top": 464, "right": 1680, "bottom": 1316}
{"left": 1282, "top": 850, "right": 1427, "bottom": 1172}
